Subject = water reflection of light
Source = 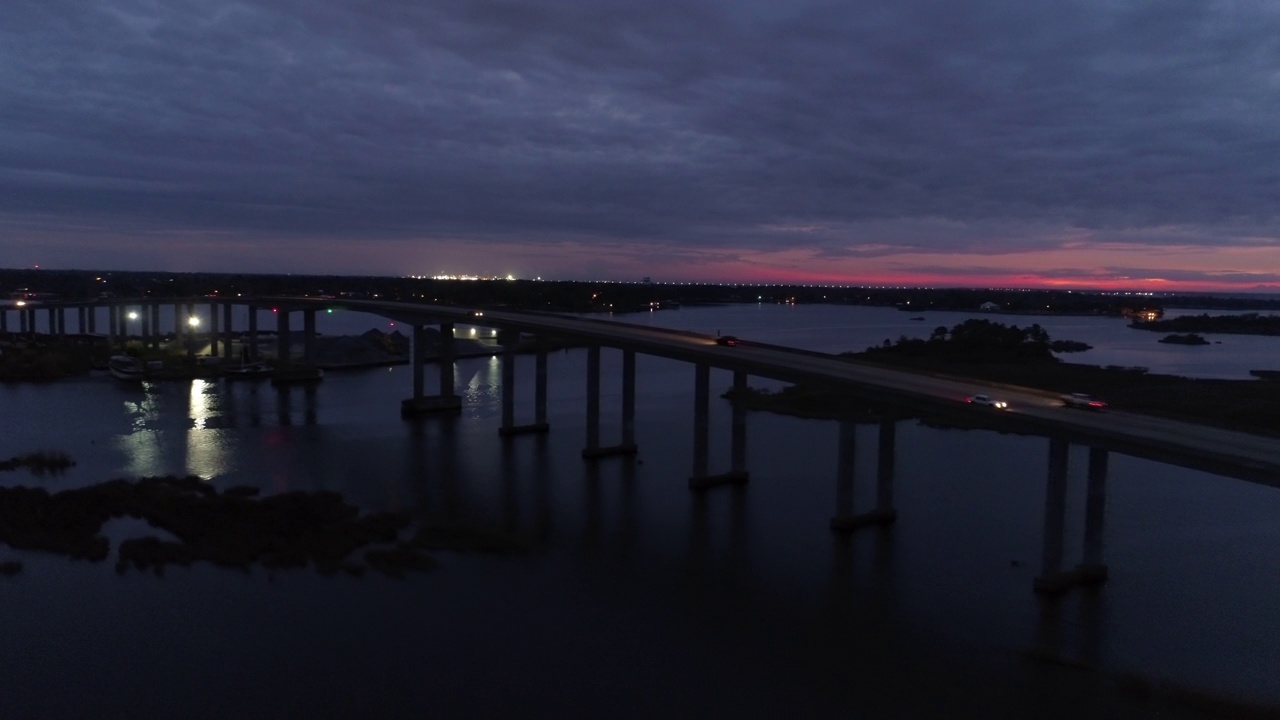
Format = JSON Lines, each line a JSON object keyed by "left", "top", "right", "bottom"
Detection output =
{"left": 462, "top": 356, "right": 502, "bottom": 404}
{"left": 190, "top": 379, "right": 212, "bottom": 430}
{"left": 119, "top": 384, "right": 164, "bottom": 476}
{"left": 186, "top": 379, "right": 230, "bottom": 478}
{"left": 123, "top": 386, "right": 161, "bottom": 431}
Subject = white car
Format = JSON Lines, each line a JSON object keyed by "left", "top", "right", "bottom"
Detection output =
{"left": 967, "top": 394, "right": 1008, "bottom": 409}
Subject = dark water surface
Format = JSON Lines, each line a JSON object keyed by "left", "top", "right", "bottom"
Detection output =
{"left": 3, "top": 305, "right": 1279, "bottom": 718}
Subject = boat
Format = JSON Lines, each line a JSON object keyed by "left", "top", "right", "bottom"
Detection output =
{"left": 224, "top": 360, "right": 274, "bottom": 380}
{"left": 108, "top": 355, "right": 145, "bottom": 382}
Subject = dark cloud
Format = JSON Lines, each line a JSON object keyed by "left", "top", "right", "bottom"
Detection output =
{"left": 2, "top": 0, "right": 1279, "bottom": 275}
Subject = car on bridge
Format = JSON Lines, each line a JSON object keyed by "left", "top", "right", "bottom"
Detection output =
{"left": 967, "top": 394, "right": 1008, "bottom": 409}
{"left": 715, "top": 335, "right": 739, "bottom": 346}
{"left": 1062, "top": 392, "right": 1107, "bottom": 411}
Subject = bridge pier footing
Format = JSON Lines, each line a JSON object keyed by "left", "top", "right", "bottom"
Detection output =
{"left": 499, "top": 338, "right": 551, "bottom": 437}
{"left": 581, "top": 345, "right": 638, "bottom": 459}
{"left": 403, "top": 322, "right": 460, "bottom": 416}
{"left": 687, "top": 366, "right": 751, "bottom": 489}
{"left": 1034, "top": 440, "right": 1110, "bottom": 595}
{"left": 502, "top": 422, "right": 551, "bottom": 437}
{"left": 830, "top": 416, "right": 899, "bottom": 533}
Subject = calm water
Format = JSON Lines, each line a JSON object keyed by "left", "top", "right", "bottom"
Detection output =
{"left": 2, "top": 304, "right": 1279, "bottom": 718}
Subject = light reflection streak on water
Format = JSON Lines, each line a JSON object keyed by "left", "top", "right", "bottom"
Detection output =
{"left": 186, "top": 379, "right": 229, "bottom": 479}
{"left": 462, "top": 356, "right": 501, "bottom": 405}
{"left": 122, "top": 383, "right": 160, "bottom": 432}
{"left": 119, "top": 382, "right": 163, "bottom": 476}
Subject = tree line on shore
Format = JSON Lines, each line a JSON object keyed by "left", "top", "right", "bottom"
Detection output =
{"left": 8, "top": 267, "right": 1274, "bottom": 317}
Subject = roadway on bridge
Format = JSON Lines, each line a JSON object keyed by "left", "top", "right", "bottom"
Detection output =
{"left": 270, "top": 297, "right": 1280, "bottom": 485}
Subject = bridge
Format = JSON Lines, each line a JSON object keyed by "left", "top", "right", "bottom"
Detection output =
{"left": 6, "top": 294, "right": 1280, "bottom": 596}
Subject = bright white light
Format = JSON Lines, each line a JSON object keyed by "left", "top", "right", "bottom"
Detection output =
{"left": 188, "top": 316, "right": 200, "bottom": 327}
{"left": 127, "top": 311, "right": 138, "bottom": 321}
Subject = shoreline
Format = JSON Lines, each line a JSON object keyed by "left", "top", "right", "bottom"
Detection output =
{"left": 0, "top": 330, "right": 556, "bottom": 382}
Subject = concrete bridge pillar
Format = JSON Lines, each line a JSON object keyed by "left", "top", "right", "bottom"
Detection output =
{"left": 687, "top": 364, "right": 745, "bottom": 490}
{"left": 46, "top": 307, "right": 56, "bottom": 335}
{"left": 1034, "top": 435, "right": 1075, "bottom": 591}
{"left": 497, "top": 333, "right": 550, "bottom": 437}
{"left": 108, "top": 303, "right": 118, "bottom": 345}
{"left": 583, "top": 345, "right": 601, "bottom": 454}
{"left": 222, "top": 304, "right": 234, "bottom": 360}
{"left": 582, "top": 346, "right": 637, "bottom": 457}
{"left": 209, "top": 302, "right": 221, "bottom": 357}
{"left": 87, "top": 305, "right": 97, "bottom": 334}
{"left": 621, "top": 350, "right": 636, "bottom": 448}
{"left": 875, "top": 417, "right": 899, "bottom": 524}
{"left": 302, "top": 309, "right": 316, "bottom": 365}
{"left": 831, "top": 416, "right": 899, "bottom": 532}
{"left": 411, "top": 325, "right": 426, "bottom": 400}
{"left": 535, "top": 343, "right": 548, "bottom": 427}
{"left": 0, "top": 308, "right": 7, "bottom": 332}
{"left": 148, "top": 303, "right": 158, "bottom": 348}
{"left": 440, "top": 322, "right": 455, "bottom": 399}
{"left": 27, "top": 307, "right": 36, "bottom": 335}
{"left": 730, "top": 371, "right": 748, "bottom": 479}
{"left": 830, "top": 419, "right": 857, "bottom": 528}
{"left": 77, "top": 307, "right": 86, "bottom": 334}
{"left": 173, "top": 303, "right": 183, "bottom": 338}
{"left": 401, "top": 321, "right": 462, "bottom": 416}
{"left": 56, "top": 307, "right": 66, "bottom": 335}
{"left": 1079, "top": 447, "right": 1110, "bottom": 582}
{"left": 1034, "top": 440, "right": 1112, "bottom": 594}
{"left": 501, "top": 339, "right": 516, "bottom": 430}
{"left": 248, "top": 307, "right": 259, "bottom": 361}
{"left": 1035, "top": 437, "right": 1072, "bottom": 594}
{"left": 276, "top": 310, "right": 290, "bottom": 363}
{"left": 688, "top": 362, "right": 709, "bottom": 482}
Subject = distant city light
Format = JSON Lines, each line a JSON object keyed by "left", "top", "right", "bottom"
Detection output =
{"left": 405, "top": 273, "right": 521, "bottom": 281}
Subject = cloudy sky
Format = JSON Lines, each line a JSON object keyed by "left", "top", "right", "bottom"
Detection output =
{"left": 3, "top": 0, "right": 1279, "bottom": 289}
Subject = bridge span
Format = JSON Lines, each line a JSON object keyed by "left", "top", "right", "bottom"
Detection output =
{"left": 7, "top": 294, "right": 1280, "bottom": 596}
{"left": 265, "top": 297, "right": 1280, "bottom": 483}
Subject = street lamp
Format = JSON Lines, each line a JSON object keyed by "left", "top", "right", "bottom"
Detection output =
{"left": 185, "top": 315, "right": 200, "bottom": 358}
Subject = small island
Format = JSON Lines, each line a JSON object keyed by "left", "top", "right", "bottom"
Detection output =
{"left": 726, "top": 318, "right": 1280, "bottom": 438}
{"left": 1133, "top": 313, "right": 1280, "bottom": 336}
{"left": 0, "top": 472, "right": 528, "bottom": 578}
{"left": 1158, "top": 333, "right": 1211, "bottom": 345}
